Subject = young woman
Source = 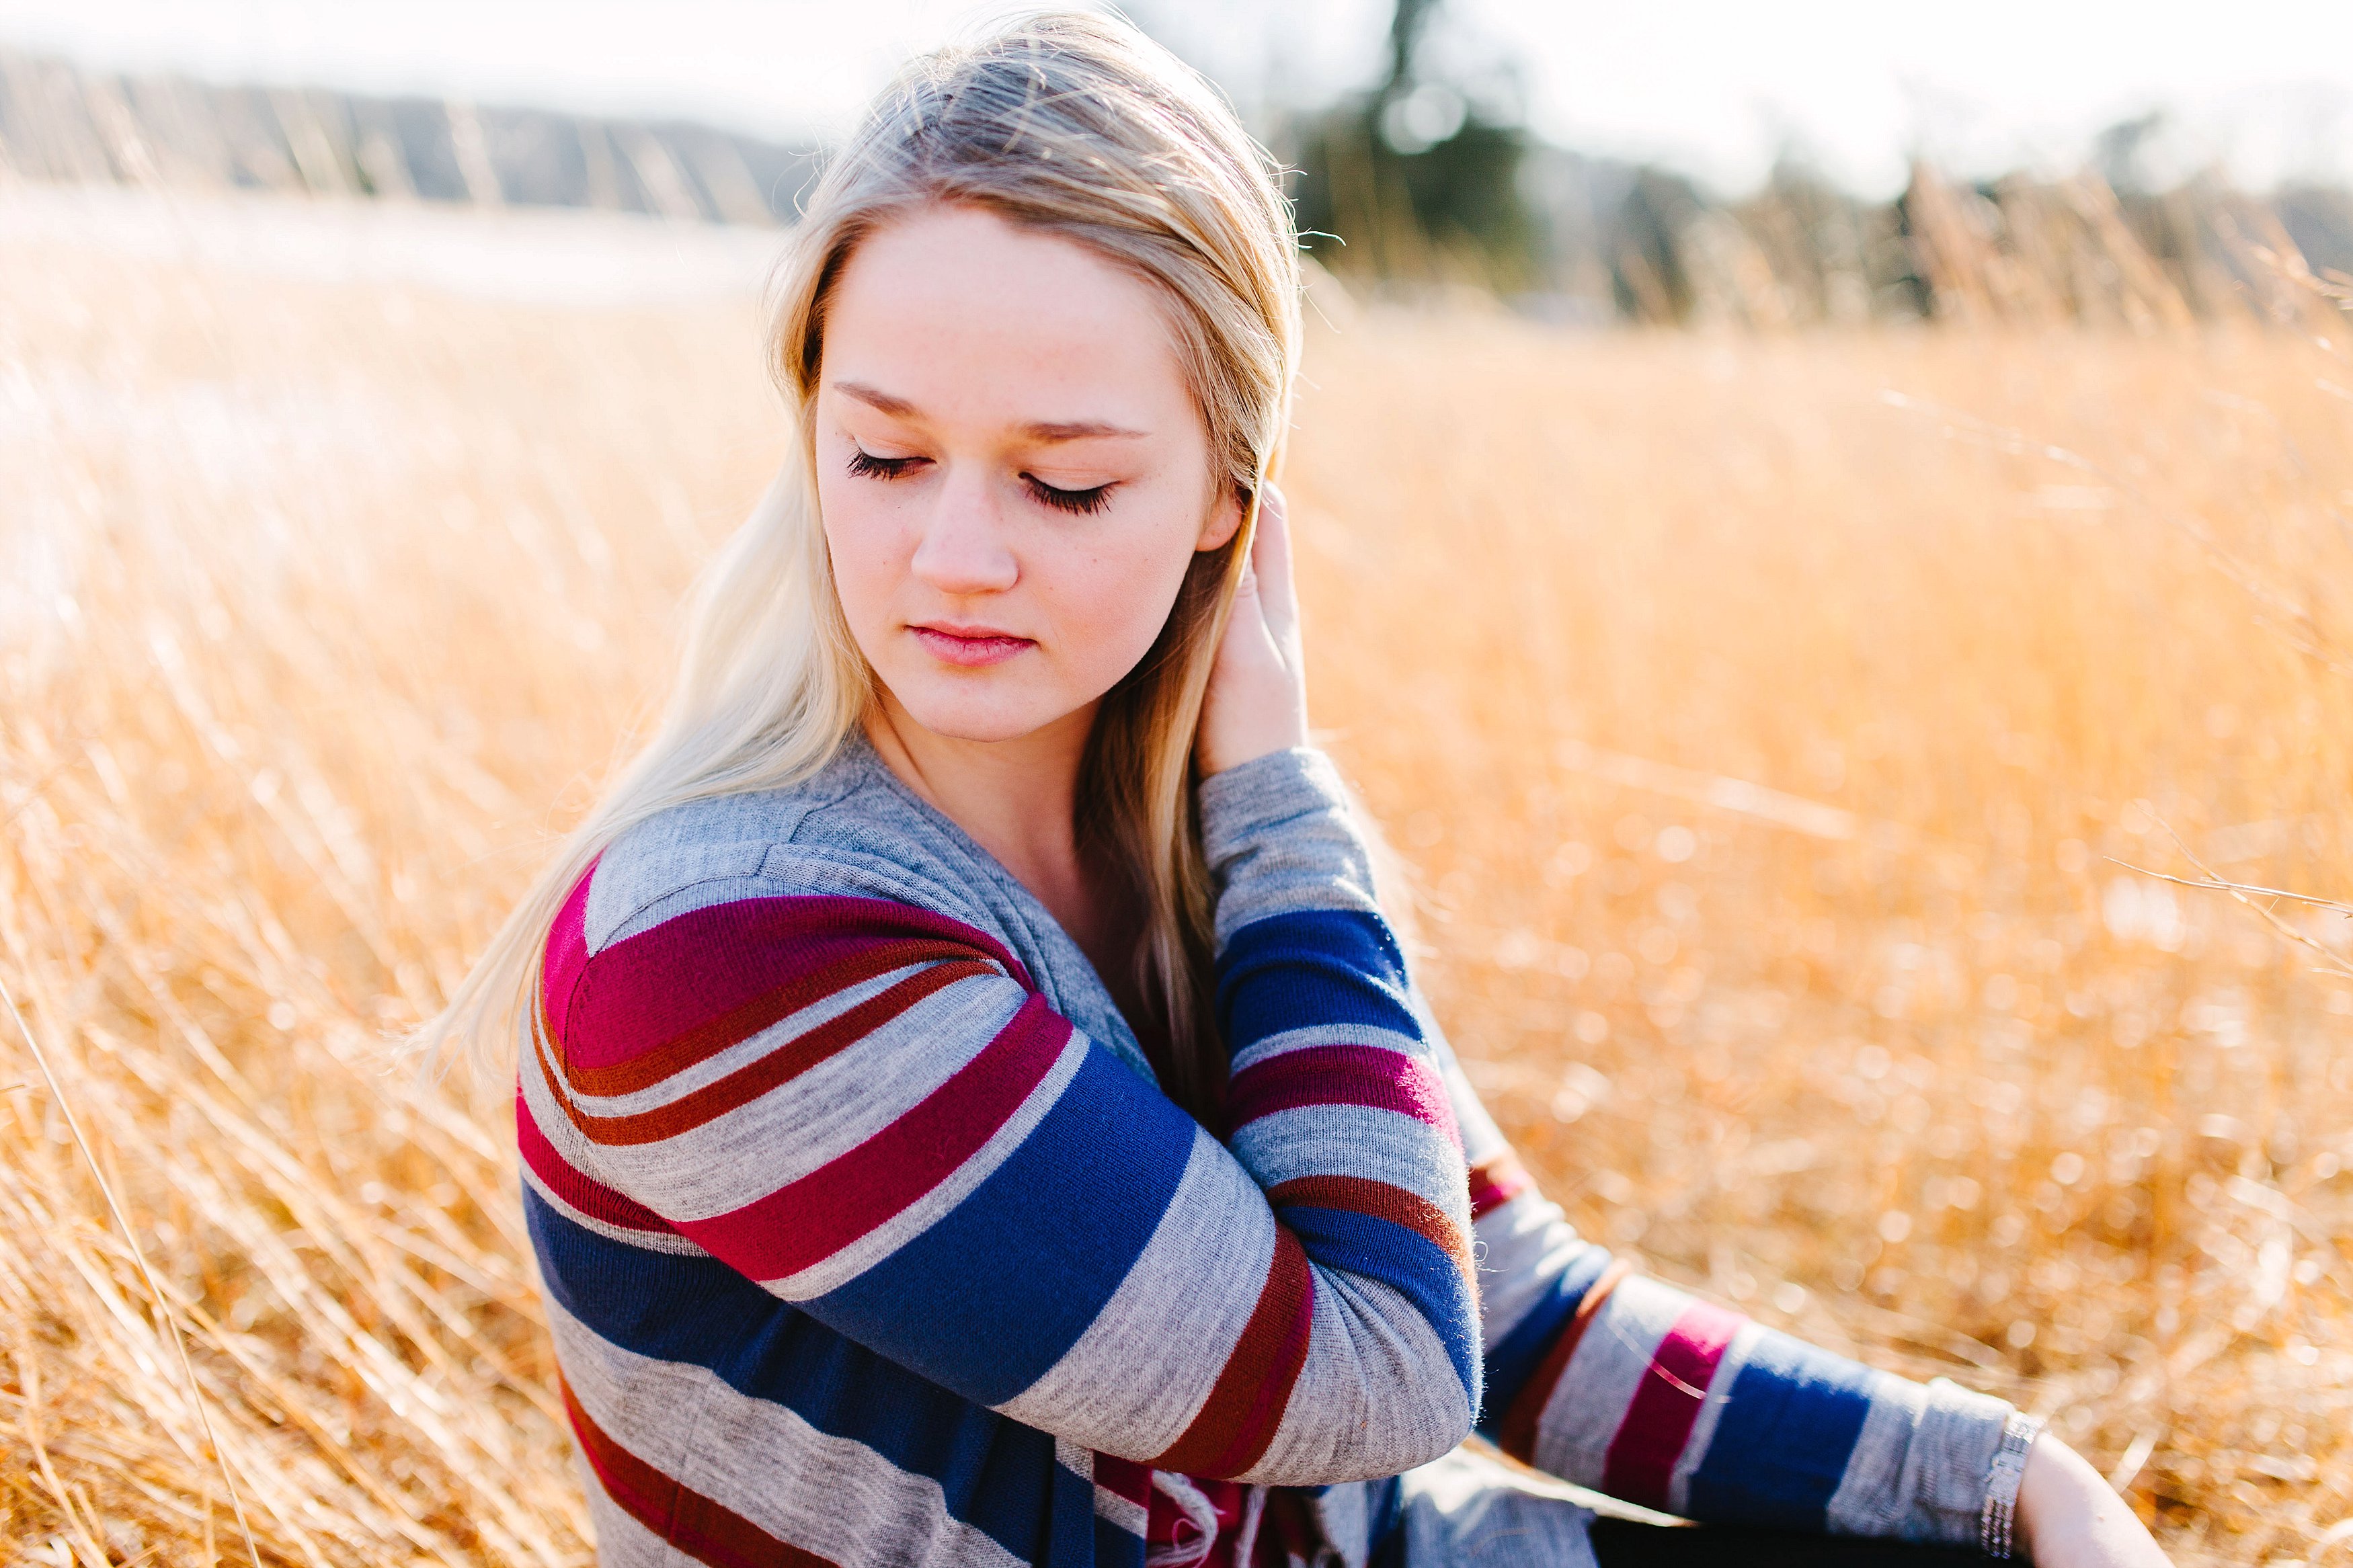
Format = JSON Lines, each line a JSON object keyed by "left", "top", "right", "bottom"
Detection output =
{"left": 436, "top": 14, "right": 2169, "bottom": 1568}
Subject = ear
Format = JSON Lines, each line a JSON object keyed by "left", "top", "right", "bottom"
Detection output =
{"left": 1195, "top": 483, "right": 1248, "bottom": 554}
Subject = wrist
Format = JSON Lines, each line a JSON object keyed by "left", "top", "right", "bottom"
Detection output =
{"left": 2011, "top": 1432, "right": 2173, "bottom": 1567}
{"left": 1194, "top": 693, "right": 1309, "bottom": 780}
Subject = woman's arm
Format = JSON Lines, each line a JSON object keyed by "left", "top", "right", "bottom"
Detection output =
{"left": 1438, "top": 1037, "right": 2006, "bottom": 1537}
{"left": 2017, "top": 1437, "right": 2171, "bottom": 1567}
{"left": 519, "top": 751, "right": 1477, "bottom": 1487}
{"left": 1433, "top": 1043, "right": 2169, "bottom": 1559}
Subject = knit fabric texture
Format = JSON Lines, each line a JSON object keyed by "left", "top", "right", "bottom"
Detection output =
{"left": 518, "top": 735, "right": 2013, "bottom": 1567}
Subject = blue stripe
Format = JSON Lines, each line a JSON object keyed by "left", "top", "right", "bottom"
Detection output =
{"left": 1365, "top": 1473, "right": 1407, "bottom": 1568}
{"left": 1094, "top": 1511, "right": 1148, "bottom": 1568}
{"left": 1218, "top": 909, "right": 1420, "bottom": 1047}
{"left": 1047, "top": 1459, "right": 1107, "bottom": 1565}
{"left": 1474, "top": 1246, "right": 1613, "bottom": 1434}
{"left": 810, "top": 1044, "right": 1197, "bottom": 1405}
{"left": 1280, "top": 1205, "right": 1480, "bottom": 1404}
{"left": 525, "top": 1186, "right": 1055, "bottom": 1560}
{"left": 1683, "top": 1327, "right": 1876, "bottom": 1529}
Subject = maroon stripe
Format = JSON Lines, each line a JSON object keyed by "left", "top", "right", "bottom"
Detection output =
{"left": 1468, "top": 1154, "right": 1532, "bottom": 1219}
{"left": 1267, "top": 1173, "right": 1470, "bottom": 1276}
{"left": 1093, "top": 1454, "right": 1152, "bottom": 1506}
{"left": 554, "top": 894, "right": 1034, "bottom": 1073}
{"left": 545, "top": 960, "right": 994, "bottom": 1147}
{"left": 678, "top": 996, "right": 1074, "bottom": 1280}
{"left": 1148, "top": 1228, "right": 1315, "bottom": 1477}
{"left": 541, "top": 856, "right": 600, "bottom": 1040}
{"left": 564, "top": 1378, "right": 834, "bottom": 1568}
{"left": 561, "top": 938, "right": 992, "bottom": 1097}
{"left": 1225, "top": 1045, "right": 1460, "bottom": 1146}
{"left": 1599, "top": 1301, "right": 1745, "bottom": 1509}
{"left": 1497, "top": 1257, "right": 1632, "bottom": 1463}
{"left": 516, "top": 1089, "right": 672, "bottom": 1234}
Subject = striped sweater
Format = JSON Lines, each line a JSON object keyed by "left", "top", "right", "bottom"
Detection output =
{"left": 518, "top": 737, "right": 2013, "bottom": 1567}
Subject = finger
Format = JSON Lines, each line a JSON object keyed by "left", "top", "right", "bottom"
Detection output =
{"left": 1250, "top": 483, "right": 1300, "bottom": 642}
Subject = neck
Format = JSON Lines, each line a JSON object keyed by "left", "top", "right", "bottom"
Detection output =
{"left": 865, "top": 691, "right": 1098, "bottom": 921}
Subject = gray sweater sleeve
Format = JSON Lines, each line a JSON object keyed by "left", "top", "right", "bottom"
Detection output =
{"left": 1198, "top": 745, "right": 1385, "bottom": 950}
{"left": 1211, "top": 752, "right": 2021, "bottom": 1541}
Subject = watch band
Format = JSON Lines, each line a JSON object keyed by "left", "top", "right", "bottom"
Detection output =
{"left": 1980, "top": 1410, "right": 2044, "bottom": 1558}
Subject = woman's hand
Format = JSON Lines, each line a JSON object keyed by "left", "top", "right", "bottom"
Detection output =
{"left": 2016, "top": 1436, "right": 2171, "bottom": 1568}
{"left": 1196, "top": 482, "right": 1309, "bottom": 778}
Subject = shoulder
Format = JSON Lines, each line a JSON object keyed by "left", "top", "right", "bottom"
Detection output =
{"left": 577, "top": 755, "right": 986, "bottom": 957}
{"left": 539, "top": 782, "right": 1041, "bottom": 1084}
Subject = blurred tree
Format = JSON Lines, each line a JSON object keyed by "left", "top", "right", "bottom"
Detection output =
{"left": 1285, "top": 0, "right": 1538, "bottom": 289}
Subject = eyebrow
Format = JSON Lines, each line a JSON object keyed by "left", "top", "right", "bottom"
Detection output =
{"left": 834, "top": 381, "right": 1149, "bottom": 443}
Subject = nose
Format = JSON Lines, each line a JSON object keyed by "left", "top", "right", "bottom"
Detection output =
{"left": 908, "top": 469, "right": 1019, "bottom": 597}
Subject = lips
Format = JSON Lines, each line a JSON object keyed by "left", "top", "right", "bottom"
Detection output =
{"left": 908, "top": 622, "right": 1035, "bottom": 668}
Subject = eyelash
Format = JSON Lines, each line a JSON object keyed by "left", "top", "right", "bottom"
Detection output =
{"left": 846, "top": 448, "right": 922, "bottom": 482}
{"left": 845, "top": 447, "right": 1115, "bottom": 516}
{"left": 1027, "top": 477, "right": 1115, "bottom": 515}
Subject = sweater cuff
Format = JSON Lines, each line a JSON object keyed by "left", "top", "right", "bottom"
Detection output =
{"left": 1913, "top": 1379, "right": 2017, "bottom": 1546}
{"left": 1197, "top": 747, "right": 1381, "bottom": 951}
{"left": 1830, "top": 1373, "right": 2013, "bottom": 1544}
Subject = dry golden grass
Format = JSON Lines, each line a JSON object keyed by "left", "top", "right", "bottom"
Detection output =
{"left": 0, "top": 188, "right": 2346, "bottom": 1565}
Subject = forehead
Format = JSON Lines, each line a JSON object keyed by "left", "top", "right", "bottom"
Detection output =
{"left": 820, "top": 204, "right": 1193, "bottom": 433}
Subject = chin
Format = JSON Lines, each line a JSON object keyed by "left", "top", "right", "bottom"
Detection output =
{"left": 887, "top": 671, "right": 1085, "bottom": 745}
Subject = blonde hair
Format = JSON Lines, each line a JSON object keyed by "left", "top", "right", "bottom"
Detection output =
{"left": 425, "top": 10, "right": 1303, "bottom": 1117}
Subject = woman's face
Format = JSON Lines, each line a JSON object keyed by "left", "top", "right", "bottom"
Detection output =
{"left": 814, "top": 203, "right": 1241, "bottom": 745}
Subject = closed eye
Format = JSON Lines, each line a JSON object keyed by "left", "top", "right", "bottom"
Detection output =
{"left": 1024, "top": 474, "right": 1115, "bottom": 515}
{"left": 847, "top": 447, "right": 925, "bottom": 481}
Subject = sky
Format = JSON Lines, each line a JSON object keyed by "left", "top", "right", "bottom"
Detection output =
{"left": 1, "top": 0, "right": 2348, "bottom": 198}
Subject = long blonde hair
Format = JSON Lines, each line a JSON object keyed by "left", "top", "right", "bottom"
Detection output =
{"left": 424, "top": 11, "right": 1304, "bottom": 1116}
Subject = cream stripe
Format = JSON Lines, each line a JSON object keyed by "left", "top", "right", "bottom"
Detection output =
{"left": 1228, "top": 1022, "right": 1426, "bottom": 1075}
{"left": 564, "top": 959, "right": 945, "bottom": 1116}
{"left": 765, "top": 1027, "right": 1088, "bottom": 1300}
{"left": 520, "top": 1160, "right": 709, "bottom": 1257}
{"left": 551, "top": 1298, "right": 1025, "bottom": 1568}
{"left": 994, "top": 1128, "right": 1272, "bottom": 1454}
{"left": 1664, "top": 1320, "right": 1761, "bottom": 1516}
{"left": 1531, "top": 1273, "right": 1684, "bottom": 1487}
{"left": 591, "top": 975, "right": 1025, "bottom": 1224}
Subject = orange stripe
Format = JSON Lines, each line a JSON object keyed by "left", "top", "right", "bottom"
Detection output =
{"left": 1268, "top": 1173, "right": 1472, "bottom": 1281}
{"left": 542, "top": 960, "right": 994, "bottom": 1147}
{"left": 563, "top": 1378, "right": 835, "bottom": 1568}
{"left": 1148, "top": 1227, "right": 1314, "bottom": 1477}
{"left": 1495, "top": 1257, "right": 1634, "bottom": 1464}
{"left": 561, "top": 936, "right": 994, "bottom": 1096}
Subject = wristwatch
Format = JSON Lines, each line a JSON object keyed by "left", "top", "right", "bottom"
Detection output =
{"left": 1980, "top": 1410, "right": 2045, "bottom": 1558}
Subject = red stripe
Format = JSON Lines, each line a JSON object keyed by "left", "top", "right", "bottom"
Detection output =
{"left": 678, "top": 996, "right": 1074, "bottom": 1280}
{"left": 516, "top": 1089, "right": 672, "bottom": 1234}
{"left": 565, "top": 936, "right": 1002, "bottom": 1096}
{"left": 1224, "top": 1046, "right": 1460, "bottom": 1145}
{"left": 1148, "top": 1228, "right": 1314, "bottom": 1477}
{"left": 1093, "top": 1454, "right": 1152, "bottom": 1505}
{"left": 564, "top": 1378, "right": 834, "bottom": 1568}
{"left": 1599, "top": 1301, "right": 1745, "bottom": 1509}
{"left": 549, "top": 893, "right": 1034, "bottom": 1075}
{"left": 1467, "top": 1153, "right": 1531, "bottom": 1219}
{"left": 546, "top": 960, "right": 994, "bottom": 1147}
{"left": 541, "top": 856, "right": 600, "bottom": 1040}
{"left": 1496, "top": 1258, "right": 1632, "bottom": 1464}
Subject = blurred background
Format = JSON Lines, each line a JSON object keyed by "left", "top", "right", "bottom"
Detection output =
{"left": 1, "top": 3, "right": 2350, "bottom": 1565}
{"left": 6, "top": 0, "right": 2353, "bottom": 319}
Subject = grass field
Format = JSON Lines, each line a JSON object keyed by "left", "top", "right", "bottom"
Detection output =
{"left": 1, "top": 188, "right": 2348, "bottom": 1565}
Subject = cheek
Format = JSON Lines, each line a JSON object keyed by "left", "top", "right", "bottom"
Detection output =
{"left": 1035, "top": 512, "right": 1201, "bottom": 684}
{"left": 815, "top": 475, "right": 903, "bottom": 632}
